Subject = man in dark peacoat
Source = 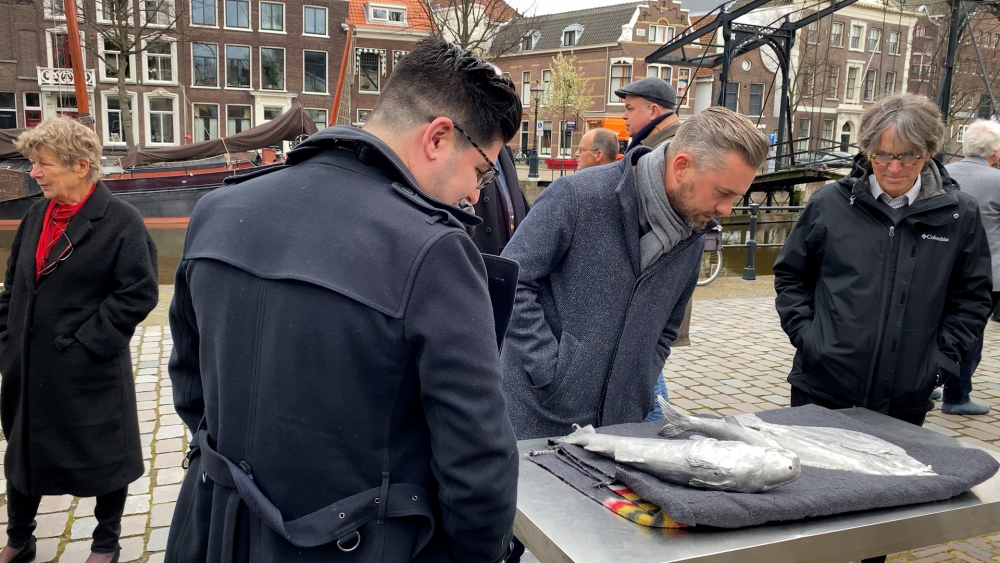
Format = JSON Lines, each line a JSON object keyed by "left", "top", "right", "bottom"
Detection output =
{"left": 0, "top": 181, "right": 157, "bottom": 498}
{"left": 471, "top": 146, "right": 529, "bottom": 255}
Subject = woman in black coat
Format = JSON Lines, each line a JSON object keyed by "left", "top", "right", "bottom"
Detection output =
{"left": 0, "top": 117, "right": 158, "bottom": 563}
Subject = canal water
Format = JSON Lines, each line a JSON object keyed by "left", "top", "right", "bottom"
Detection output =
{"left": 0, "top": 213, "right": 799, "bottom": 286}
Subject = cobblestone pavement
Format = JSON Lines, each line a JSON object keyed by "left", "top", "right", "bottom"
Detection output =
{"left": 6, "top": 278, "right": 1000, "bottom": 562}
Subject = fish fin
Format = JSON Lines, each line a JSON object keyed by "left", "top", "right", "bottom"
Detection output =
{"left": 614, "top": 453, "right": 646, "bottom": 464}
{"left": 688, "top": 434, "right": 709, "bottom": 441}
{"left": 688, "top": 477, "right": 737, "bottom": 490}
{"left": 557, "top": 424, "right": 597, "bottom": 446}
{"left": 657, "top": 397, "right": 690, "bottom": 438}
{"left": 686, "top": 457, "right": 721, "bottom": 470}
{"left": 724, "top": 416, "right": 748, "bottom": 430}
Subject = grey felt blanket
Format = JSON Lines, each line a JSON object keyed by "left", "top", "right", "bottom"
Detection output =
{"left": 529, "top": 405, "right": 1000, "bottom": 528}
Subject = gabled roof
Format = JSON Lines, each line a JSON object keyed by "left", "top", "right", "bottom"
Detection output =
{"left": 496, "top": 2, "right": 642, "bottom": 54}
{"left": 348, "top": 0, "right": 434, "bottom": 32}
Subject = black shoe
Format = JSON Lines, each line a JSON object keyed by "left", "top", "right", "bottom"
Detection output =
{"left": 8, "top": 536, "right": 36, "bottom": 563}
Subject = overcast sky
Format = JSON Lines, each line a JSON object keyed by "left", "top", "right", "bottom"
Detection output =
{"left": 508, "top": 0, "right": 642, "bottom": 16}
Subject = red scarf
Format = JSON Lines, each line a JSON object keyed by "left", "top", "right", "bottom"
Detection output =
{"left": 35, "top": 184, "right": 96, "bottom": 279}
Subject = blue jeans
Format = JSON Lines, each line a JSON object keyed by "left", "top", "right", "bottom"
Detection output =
{"left": 644, "top": 373, "right": 669, "bottom": 422}
{"left": 943, "top": 333, "right": 983, "bottom": 405}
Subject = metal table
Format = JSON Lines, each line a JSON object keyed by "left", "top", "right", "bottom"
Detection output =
{"left": 515, "top": 408, "right": 1000, "bottom": 563}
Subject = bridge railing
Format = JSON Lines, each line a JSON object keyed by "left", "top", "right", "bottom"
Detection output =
{"left": 726, "top": 203, "right": 806, "bottom": 281}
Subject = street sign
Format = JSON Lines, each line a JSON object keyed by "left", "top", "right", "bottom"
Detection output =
{"left": 566, "top": 121, "right": 576, "bottom": 132}
{"left": 537, "top": 121, "right": 544, "bottom": 130}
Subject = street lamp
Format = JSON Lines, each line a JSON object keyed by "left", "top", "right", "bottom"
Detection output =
{"left": 527, "top": 81, "right": 545, "bottom": 181}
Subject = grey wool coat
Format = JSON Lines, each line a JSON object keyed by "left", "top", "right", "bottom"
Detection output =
{"left": 946, "top": 156, "right": 1000, "bottom": 289}
{"left": 500, "top": 146, "right": 707, "bottom": 440}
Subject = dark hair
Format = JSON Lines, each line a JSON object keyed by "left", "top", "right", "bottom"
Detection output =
{"left": 368, "top": 38, "right": 521, "bottom": 146}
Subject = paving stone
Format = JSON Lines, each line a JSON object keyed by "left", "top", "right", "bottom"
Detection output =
{"left": 119, "top": 536, "right": 145, "bottom": 562}
{"left": 129, "top": 477, "right": 150, "bottom": 495}
{"left": 147, "top": 527, "right": 170, "bottom": 551}
{"left": 74, "top": 496, "right": 96, "bottom": 517}
{"left": 155, "top": 438, "right": 183, "bottom": 454}
{"left": 123, "top": 494, "right": 150, "bottom": 515}
{"left": 139, "top": 421, "right": 156, "bottom": 433}
{"left": 121, "top": 514, "right": 148, "bottom": 537}
{"left": 58, "top": 540, "right": 95, "bottom": 563}
{"left": 157, "top": 467, "right": 186, "bottom": 486}
{"left": 70, "top": 517, "right": 96, "bottom": 540}
{"left": 153, "top": 484, "right": 182, "bottom": 504}
{"left": 37, "top": 494, "right": 72, "bottom": 513}
{"left": 35, "top": 538, "right": 59, "bottom": 562}
{"left": 147, "top": 554, "right": 166, "bottom": 563}
{"left": 34, "top": 511, "right": 68, "bottom": 538}
{"left": 137, "top": 410, "right": 157, "bottom": 422}
{"left": 155, "top": 452, "right": 185, "bottom": 470}
{"left": 156, "top": 425, "right": 185, "bottom": 439}
{"left": 150, "top": 502, "right": 175, "bottom": 527}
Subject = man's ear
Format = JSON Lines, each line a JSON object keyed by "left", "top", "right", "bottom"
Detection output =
{"left": 670, "top": 152, "right": 693, "bottom": 183}
{"left": 422, "top": 117, "right": 456, "bottom": 163}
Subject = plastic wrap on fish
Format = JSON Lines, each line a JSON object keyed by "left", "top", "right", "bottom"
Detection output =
{"left": 557, "top": 424, "right": 801, "bottom": 493}
{"left": 656, "top": 397, "right": 935, "bottom": 477}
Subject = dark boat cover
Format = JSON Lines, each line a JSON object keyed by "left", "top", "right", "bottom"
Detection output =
{"left": 0, "top": 129, "right": 27, "bottom": 160}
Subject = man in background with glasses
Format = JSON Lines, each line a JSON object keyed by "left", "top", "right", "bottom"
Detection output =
{"left": 775, "top": 94, "right": 992, "bottom": 444}
{"left": 166, "top": 38, "right": 521, "bottom": 562}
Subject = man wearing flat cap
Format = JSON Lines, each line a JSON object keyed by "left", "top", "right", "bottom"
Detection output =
{"left": 617, "top": 77, "right": 680, "bottom": 151}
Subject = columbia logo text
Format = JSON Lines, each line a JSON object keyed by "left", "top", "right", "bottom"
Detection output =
{"left": 922, "top": 234, "right": 950, "bottom": 242}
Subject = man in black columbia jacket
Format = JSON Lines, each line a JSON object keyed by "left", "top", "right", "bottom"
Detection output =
{"left": 165, "top": 39, "right": 522, "bottom": 562}
{"left": 774, "top": 94, "right": 992, "bottom": 426}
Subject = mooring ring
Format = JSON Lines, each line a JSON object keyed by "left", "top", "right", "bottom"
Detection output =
{"left": 337, "top": 531, "right": 361, "bottom": 552}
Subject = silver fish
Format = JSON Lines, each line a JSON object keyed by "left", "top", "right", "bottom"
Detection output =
{"left": 557, "top": 424, "right": 801, "bottom": 493}
{"left": 656, "top": 397, "right": 935, "bottom": 477}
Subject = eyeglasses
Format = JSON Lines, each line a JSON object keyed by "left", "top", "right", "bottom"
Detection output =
{"left": 39, "top": 229, "right": 73, "bottom": 276}
{"left": 450, "top": 122, "right": 500, "bottom": 190}
{"left": 577, "top": 148, "right": 601, "bottom": 153}
{"left": 869, "top": 152, "right": 926, "bottom": 166}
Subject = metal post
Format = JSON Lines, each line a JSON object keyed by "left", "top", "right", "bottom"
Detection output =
{"left": 527, "top": 102, "right": 540, "bottom": 181}
{"left": 742, "top": 203, "right": 759, "bottom": 281}
{"left": 936, "top": 0, "right": 964, "bottom": 122}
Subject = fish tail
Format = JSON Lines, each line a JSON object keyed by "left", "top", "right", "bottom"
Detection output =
{"left": 657, "top": 396, "right": 690, "bottom": 438}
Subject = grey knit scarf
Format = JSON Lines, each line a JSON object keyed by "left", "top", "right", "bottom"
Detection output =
{"left": 635, "top": 145, "right": 693, "bottom": 271}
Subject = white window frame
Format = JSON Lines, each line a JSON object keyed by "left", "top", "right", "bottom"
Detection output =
{"left": 646, "top": 64, "right": 672, "bottom": 80}
{"left": 540, "top": 120, "right": 552, "bottom": 156}
{"left": 796, "top": 118, "right": 811, "bottom": 152}
{"left": 368, "top": 3, "right": 406, "bottom": 24}
{"left": 677, "top": 67, "right": 691, "bottom": 107}
{"left": 957, "top": 125, "right": 969, "bottom": 143}
{"left": 562, "top": 24, "right": 584, "bottom": 47}
{"left": 302, "top": 5, "right": 328, "bottom": 37}
{"left": 226, "top": 103, "right": 252, "bottom": 135}
{"left": 192, "top": 102, "right": 220, "bottom": 142}
{"left": 259, "top": 46, "right": 285, "bottom": 91}
{"left": 141, "top": 0, "right": 174, "bottom": 28}
{"left": 649, "top": 24, "right": 673, "bottom": 44}
{"left": 748, "top": 83, "right": 765, "bottom": 116}
{"left": 357, "top": 48, "right": 381, "bottom": 94}
{"left": 224, "top": 44, "right": 252, "bottom": 89}
{"left": 44, "top": 0, "right": 83, "bottom": 21}
{"left": 800, "top": 66, "right": 815, "bottom": 97}
{"left": 521, "top": 70, "right": 530, "bottom": 107}
{"left": 868, "top": 28, "right": 881, "bottom": 52}
{"left": 830, "top": 21, "right": 844, "bottom": 47}
{"left": 96, "top": 0, "right": 133, "bottom": 25}
{"left": 826, "top": 65, "right": 840, "bottom": 100}
{"left": 888, "top": 31, "right": 900, "bottom": 55}
{"left": 303, "top": 49, "right": 328, "bottom": 94}
{"left": 822, "top": 119, "right": 834, "bottom": 148}
{"left": 224, "top": 0, "right": 251, "bottom": 31}
{"left": 101, "top": 90, "right": 138, "bottom": 146}
{"left": 520, "top": 31, "right": 539, "bottom": 52}
{"left": 259, "top": 1, "right": 285, "bottom": 34}
{"left": 884, "top": 71, "right": 896, "bottom": 95}
{"left": 608, "top": 63, "right": 632, "bottom": 105}
{"left": 191, "top": 42, "right": 219, "bottom": 88}
{"left": 863, "top": 68, "right": 877, "bottom": 101}
{"left": 304, "top": 107, "right": 328, "bottom": 130}
{"left": 356, "top": 109, "right": 371, "bottom": 126}
{"left": 189, "top": 0, "right": 218, "bottom": 27}
{"left": 46, "top": 27, "right": 86, "bottom": 69}
{"left": 848, "top": 22, "right": 865, "bottom": 52}
{"left": 141, "top": 36, "right": 178, "bottom": 85}
{"left": 97, "top": 35, "right": 136, "bottom": 83}
{"left": 541, "top": 68, "right": 551, "bottom": 97}
{"left": 845, "top": 62, "right": 863, "bottom": 103}
{"left": 144, "top": 91, "right": 180, "bottom": 146}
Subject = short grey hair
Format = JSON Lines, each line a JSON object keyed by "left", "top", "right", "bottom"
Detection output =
{"left": 589, "top": 128, "right": 620, "bottom": 161}
{"left": 15, "top": 117, "right": 103, "bottom": 183}
{"left": 667, "top": 107, "right": 770, "bottom": 170}
{"left": 859, "top": 93, "right": 945, "bottom": 157}
{"left": 962, "top": 119, "right": 1000, "bottom": 158}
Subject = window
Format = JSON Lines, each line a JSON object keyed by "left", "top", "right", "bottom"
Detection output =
{"left": 260, "top": 47, "right": 284, "bottom": 90}
{"left": 540, "top": 120, "right": 552, "bottom": 155}
{"left": 226, "top": 45, "right": 251, "bottom": 88}
{"left": 826, "top": 66, "right": 839, "bottom": 99}
{"left": 303, "top": 6, "right": 326, "bottom": 35}
{"left": 101, "top": 37, "right": 132, "bottom": 81}
{"left": 0, "top": 93, "right": 15, "bottom": 129}
{"left": 888, "top": 31, "right": 899, "bottom": 54}
{"left": 148, "top": 96, "right": 175, "bottom": 144}
{"left": 227, "top": 105, "right": 251, "bottom": 135}
{"left": 45, "top": 0, "right": 65, "bottom": 18}
{"left": 520, "top": 121, "right": 528, "bottom": 151}
{"left": 957, "top": 125, "right": 969, "bottom": 143}
{"left": 263, "top": 106, "right": 282, "bottom": 124}
{"left": 24, "top": 93, "right": 41, "bottom": 128}
{"left": 649, "top": 25, "right": 673, "bottom": 44}
{"left": 358, "top": 51, "right": 380, "bottom": 92}
{"left": 522, "top": 34, "right": 534, "bottom": 51}
{"left": 100, "top": 0, "right": 128, "bottom": 22}
{"left": 915, "top": 24, "right": 925, "bottom": 37}
{"left": 806, "top": 21, "right": 818, "bottom": 44}
{"left": 910, "top": 54, "right": 930, "bottom": 78}
{"left": 863, "top": 69, "right": 876, "bottom": 101}
{"left": 369, "top": 5, "right": 404, "bottom": 22}
{"left": 56, "top": 92, "right": 78, "bottom": 118}
{"left": 723, "top": 82, "right": 738, "bottom": 111}
{"left": 260, "top": 2, "right": 283, "bottom": 31}
{"left": 822, "top": 119, "right": 834, "bottom": 148}
{"left": 103, "top": 94, "right": 134, "bottom": 144}
{"left": 830, "top": 22, "right": 844, "bottom": 47}
{"left": 845, "top": 65, "right": 859, "bottom": 101}
{"left": 677, "top": 68, "right": 690, "bottom": 106}
{"left": 749, "top": 83, "right": 764, "bottom": 115}
{"left": 305, "top": 108, "right": 327, "bottom": 130}
{"left": 884, "top": 71, "right": 896, "bottom": 95}
{"left": 868, "top": 28, "right": 881, "bottom": 51}
{"left": 193, "top": 103, "right": 219, "bottom": 141}
{"left": 563, "top": 30, "right": 577, "bottom": 46}
{"left": 192, "top": 43, "right": 218, "bottom": 86}
{"left": 801, "top": 66, "right": 814, "bottom": 97}
{"left": 356, "top": 109, "right": 371, "bottom": 124}
{"left": 796, "top": 119, "right": 811, "bottom": 152}
{"left": 53, "top": 33, "right": 72, "bottom": 68}
{"left": 145, "top": 40, "right": 175, "bottom": 82}
{"left": 303, "top": 50, "right": 326, "bottom": 92}
{"left": 647, "top": 64, "right": 671, "bottom": 80}
{"left": 191, "top": 0, "right": 216, "bottom": 25}
{"left": 521, "top": 71, "right": 530, "bottom": 106}
{"left": 849, "top": 24, "right": 863, "bottom": 50}
{"left": 225, "top": 0, "right": 249, "bottom": 28}
{"left": 541, "top": 69, "right": 551, "bottom": 97}
{"left": 609, "top": 64, "right": 632, "bottom": 103}
{"left": 143, "top": 0, "right": 172, "bottom": 26}
{"left": 559, "top": 121, "right": 573, "bottom": 156}
{"left": 840, "top": 122, "right": 852, "bottom": 152}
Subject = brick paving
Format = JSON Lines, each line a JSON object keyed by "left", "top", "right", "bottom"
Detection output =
{"left": 5, "top": 278, "right": 1000, "bottom": 561}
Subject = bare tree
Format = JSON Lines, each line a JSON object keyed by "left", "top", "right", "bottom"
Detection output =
{"left": 542, "top": 53, "right": 592, "bottom": 156}
{"left": 83, "top": 0, "right": 184, "bottom": 153}
{"left": 419, "top": 0, "right": 539, "bottom": 59}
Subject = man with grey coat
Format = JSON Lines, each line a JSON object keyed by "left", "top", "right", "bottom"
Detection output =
{"left": 500, "top": 108, "right": 770, "bottom": 440}
{"left": 939, "top": 119, "right": 1000, "bottom": 415}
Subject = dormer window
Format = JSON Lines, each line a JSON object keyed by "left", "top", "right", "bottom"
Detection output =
{"left": 562, "top": 24, "right": 584, "bottom": 47}
{"left": 521, "top": 30, "right": 539, "bottom": 51}
{"left": 369, "top": 4, "right": 405, "bottom": 23}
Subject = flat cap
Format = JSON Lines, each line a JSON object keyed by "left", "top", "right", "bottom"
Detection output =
{"left": 615, "top": 77, "right": 677, "bottom": 109}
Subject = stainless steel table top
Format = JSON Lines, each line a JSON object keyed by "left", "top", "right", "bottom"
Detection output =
{"left": 515, "top": 408, "right": 1000, "bottom": 563}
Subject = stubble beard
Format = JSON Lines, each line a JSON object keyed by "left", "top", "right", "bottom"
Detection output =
{"left": 666, "top": 179, "right": 708, "bottom": 229}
